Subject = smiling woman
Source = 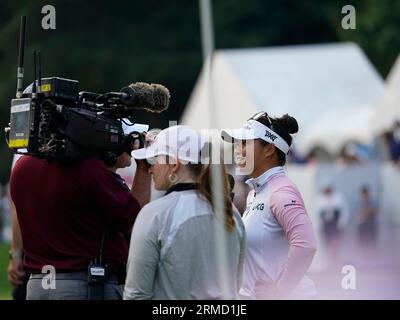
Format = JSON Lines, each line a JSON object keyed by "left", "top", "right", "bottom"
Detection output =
{"left": 222, "top": 112, "right": 317, "bottom": 299}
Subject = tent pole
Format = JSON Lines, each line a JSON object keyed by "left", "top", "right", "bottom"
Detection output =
{"left": 199, "top": 0, "right": 231, "bottom": 299}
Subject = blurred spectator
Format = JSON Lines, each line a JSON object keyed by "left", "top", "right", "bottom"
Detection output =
{"left": 388, "top": 120, "right": 400, "bottom": 163}
{"left": 316, "top": 183, "right": 350, "bottom": 242}
{"left": 371, "top": 132, "right": 391, "bottom": 161}
{"left": 287, "top": 145, "right": 307, "bottom": 164}
{"left": 339, "top": 143, "right": 361, "bottom": 165}
{"left": 0, "top": 184, "right": 11, "bottom": 242}
{"left": 305, "top": 147, "right": 332, "bottom": 164}
{"left": 356, "top": 185, "right": 378, "bottom": 247}
{"left": 315, "top": 182, "right": 350, "bottom": 268}
{"left": 0, "top": 187, "right": 4, "bottom": 242}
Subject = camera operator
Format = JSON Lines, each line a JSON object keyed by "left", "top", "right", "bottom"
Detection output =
{"left": 9, "top": 134, "right": 151, "bottom": 300}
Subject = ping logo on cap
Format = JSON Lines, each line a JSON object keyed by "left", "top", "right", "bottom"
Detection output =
{"left": 265, "top": 130, "right": 278, "bottom": 141}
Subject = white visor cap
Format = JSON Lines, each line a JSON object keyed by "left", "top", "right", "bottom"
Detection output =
{"left": 221, "top": 119, "right": 290, "bottom": 154}
{"left": 132, "top": 125, "right": 206, "bottom": 163}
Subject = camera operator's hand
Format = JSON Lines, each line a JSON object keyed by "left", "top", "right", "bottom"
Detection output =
{"left": 132, "top": 132, "right": 150, "bottom": 171}
{"left": 133, "top": 130, "right": 160, "bottom": 171}
{"left": 8, "top": 254, "right": 25, "bottom": 287}
{"left": 8, "top": 203, "right": 26, "bottom": 287}
{"left": 135, "top": 158, "right": 150, "bottom": 171}
{"left": 131, "top": 131, "right": 153, "bottom": 208}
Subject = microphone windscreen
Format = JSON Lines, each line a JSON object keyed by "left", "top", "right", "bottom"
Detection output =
{"left": 128, "top": 82, "right": 170, "bottom": 113}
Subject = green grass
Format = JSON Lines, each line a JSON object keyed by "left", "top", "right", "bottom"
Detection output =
{"left": 0, "top": 243, "right": 12, "bottom": 300}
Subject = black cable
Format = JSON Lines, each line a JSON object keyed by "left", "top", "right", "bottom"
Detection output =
{"left": 99, "top": 231, "right": 106, "bottom": 265}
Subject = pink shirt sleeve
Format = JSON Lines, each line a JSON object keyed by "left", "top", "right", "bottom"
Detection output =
{"left": 269, "top": 186, "right": 317, "bottom": 296}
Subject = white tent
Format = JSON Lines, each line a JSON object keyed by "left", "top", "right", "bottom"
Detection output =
{"left": 372, "top": 54, "right": 400, "bottom": 135}
{"left": 181, "top": 42, "right": 384, "bottom": 157}
{"left": 301, "top": 107, "right": 375, "bottom": 155}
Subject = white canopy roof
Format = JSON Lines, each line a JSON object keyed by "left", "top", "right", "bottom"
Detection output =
{"left": 372, "top": 54, "right": 400, "bottom": 135}
{"left": 181, "top": 42, "right": 383, "bottom": 156}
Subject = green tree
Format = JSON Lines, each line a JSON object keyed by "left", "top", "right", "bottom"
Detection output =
{"left": 0, "top": 0, "right": 399, "bottom": 182}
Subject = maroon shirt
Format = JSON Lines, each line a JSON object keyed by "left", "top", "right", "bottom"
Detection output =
{"left": 10, "top": 155, "right": 141, "bottom": 279}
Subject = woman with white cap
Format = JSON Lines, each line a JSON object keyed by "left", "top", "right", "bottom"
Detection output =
{"left": 123, "top": 125, "right": 245, "bottom": 300}
{"left": 222, "top": 112, "right": 317, "bottom": 299}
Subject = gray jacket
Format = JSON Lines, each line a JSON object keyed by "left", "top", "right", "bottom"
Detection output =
{"left": 124, "top": 189, "right": 245, "bottom": 300}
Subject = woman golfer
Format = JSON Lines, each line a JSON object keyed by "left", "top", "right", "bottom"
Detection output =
{"left": 222, "top": 112, "right": 317, "bottom": 299}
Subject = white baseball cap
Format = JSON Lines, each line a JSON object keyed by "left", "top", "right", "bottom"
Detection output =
{"left": 221, "top": 119, "right": 290, "bottom": 154}
{"left": 132, "top": 125, "right": 206, "bottom": 164}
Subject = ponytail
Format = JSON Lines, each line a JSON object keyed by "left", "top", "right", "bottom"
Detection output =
{"left": 188, "top": 144, "right": 235, "bottom": 232}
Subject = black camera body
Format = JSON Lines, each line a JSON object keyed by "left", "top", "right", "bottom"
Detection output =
{"left": 8, "top": 77, "right": 127, "bottom": 162}
{"left": 6, "top": 16, "right": 169, "bottom": 163}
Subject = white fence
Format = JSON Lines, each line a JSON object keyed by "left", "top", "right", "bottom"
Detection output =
{"left": 288, "top": 162, "right": 400, "bottom": 271}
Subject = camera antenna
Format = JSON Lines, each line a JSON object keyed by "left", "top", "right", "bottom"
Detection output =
{"left": 16, "top": 16, "right": 26, "bottom": 98}
{"left": 32, "top": 50, "right": 37, "bottom": 96}
{"left": 37, "top": 50, "right": 42, "bottom": 93}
